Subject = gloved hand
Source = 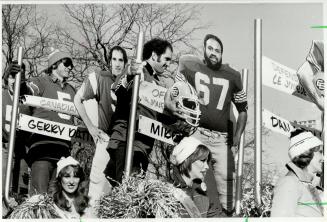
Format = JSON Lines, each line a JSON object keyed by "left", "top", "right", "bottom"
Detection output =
{"left": 5, "top": 62, "right": 24, "bottom": 77}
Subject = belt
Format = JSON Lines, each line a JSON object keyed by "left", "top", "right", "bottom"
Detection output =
{"left": 198, "top": 127, "right": 227, "bottom": 138}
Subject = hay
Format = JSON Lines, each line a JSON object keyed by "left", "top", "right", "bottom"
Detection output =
{"left": 8, "top": 194, "right": 60, "bottom": 219}
{"left": 96, "top": 174, "right": 183, "bottom": 218}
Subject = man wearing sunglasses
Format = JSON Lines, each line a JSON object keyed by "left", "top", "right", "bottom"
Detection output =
{"left": 74, "top": 46, "right": 128, "bottom": 210}
{"left": 169, "top": 34, "right": 248, "bottom": 216}
{"left": 10, "top": 49, "right": 77, "bottom": 195}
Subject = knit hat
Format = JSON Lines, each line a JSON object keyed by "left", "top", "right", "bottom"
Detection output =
{"left": 56, "top": 156, "right": 80, "bottom": 178}
{"left": 46, "top": 48, "right": 72, "bottom": 71}
{"left": 170, "top": 136, "right": 203, "bottom": 165}
{"left": 288, "top": 131, "right": 323, "bottom": 159}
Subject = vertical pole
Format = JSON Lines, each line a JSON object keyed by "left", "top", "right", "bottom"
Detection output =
{"left": 235, "top": 69, "right": 248, "bottom": 215}
{"left": 125, "top": 32, "right": 144, "bottom": 177}
{"left": 254, "top": 18, "right": 262, "bottom": 207}
{"left": 4, "top": 47, "right": 23, "bottom": 206}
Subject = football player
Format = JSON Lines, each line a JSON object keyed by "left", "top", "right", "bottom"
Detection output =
{"left": 14, "top": 49, "right": 77, "bottom": 196}
{"left": 167, "top": 34, "right": 248, "bottom": 215}
{"left": 74, "top": 45, "right": 128, "bottom": 210}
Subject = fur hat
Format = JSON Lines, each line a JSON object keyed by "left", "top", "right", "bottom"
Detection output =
{"left": 289, "top": 131, "right": 322, "bottom": 159}
{"left": 45, "top": 48, "right": 72, "bottom": 72}
{"left": 170, "top": 136, "right": 203, "bottom": 165}
{"left": 56, "top": 156, "right": 80, "bottom": 177}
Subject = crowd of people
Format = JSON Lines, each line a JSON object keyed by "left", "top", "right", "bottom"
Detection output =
{"left": 1, "top": 33, "right": 324, "bottom": 218}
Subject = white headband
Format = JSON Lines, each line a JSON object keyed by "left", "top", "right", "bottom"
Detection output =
{"left": 289, "top": 131, "right": 322, "bottom": 159}
{"left": 56, "top": 156, "right": 80, "bottom": 177}
{"left": 170, "top": 136, "right": 203, "bottom": 165}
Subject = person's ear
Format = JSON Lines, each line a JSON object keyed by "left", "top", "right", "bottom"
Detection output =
{"left": 151, "top": 52, "right": 158, "bottom": 61}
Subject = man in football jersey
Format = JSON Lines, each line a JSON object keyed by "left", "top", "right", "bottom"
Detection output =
{"left": 297, "top": 40, "right": 324, "bottom": 111}
{"left": 74, "top": 45, "right": 128, "bottom": 208}
{"left": 12, "top": 49, "right": 77, "bottom": 195}
{"left": 170, "top": 34, "right": 248, "bottom": 215}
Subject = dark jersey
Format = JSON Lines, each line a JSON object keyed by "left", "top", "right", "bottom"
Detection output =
{"left": 76, "top": 70, "right": 116, "bottom": 134}
{"left": 24, "top": 75, "right": 76, "bottom": 164}
{"left": 176, "top": 55, "right": 247, "bottom": 132}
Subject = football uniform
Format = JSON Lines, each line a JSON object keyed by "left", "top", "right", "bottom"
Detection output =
{"left": 176, "top": 55, "right": 247, "bottom": 132}
{"left": 25, "top": 75, "right": 76, "bottom": 164}
{"left": 76, "top": 70, "right": 118, "bottom": 208}
{"left": 176, "top": 54, "right": 247, "bottom": 212}
{"left": 24, "top": 75, "right": 76, "bottom": 195}
{"left": 77, "top": 70, "right": 116, "bottom": 133}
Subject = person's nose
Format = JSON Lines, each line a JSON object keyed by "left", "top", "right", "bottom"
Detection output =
{"left": 204, "top": 161, "right": 209, "bottom": 170}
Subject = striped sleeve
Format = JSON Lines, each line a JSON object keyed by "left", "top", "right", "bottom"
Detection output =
{"left": 233, "top": 89, "right": 247, "bottom": 103}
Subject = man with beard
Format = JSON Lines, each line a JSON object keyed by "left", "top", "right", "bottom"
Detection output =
{"left": 169, "top": 34, "right": 248, "bottom": 215}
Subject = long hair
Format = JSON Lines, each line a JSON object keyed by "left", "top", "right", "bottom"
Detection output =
{"left": 177, "top": 144, "right": 212, "bottom": 178}
{"left": 49, "top": 165, "right": 89, "bottom": 216}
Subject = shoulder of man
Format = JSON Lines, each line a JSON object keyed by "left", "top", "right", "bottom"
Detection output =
{"left": 179, "top": 54, "right": 202, "bottom": 67}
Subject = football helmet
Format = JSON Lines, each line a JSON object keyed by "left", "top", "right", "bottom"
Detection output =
{"left": 312, "top": 71, "right": 324, "bottom": 97}
{"left": 165, "top": 81, "right": 201, "bottom": 128}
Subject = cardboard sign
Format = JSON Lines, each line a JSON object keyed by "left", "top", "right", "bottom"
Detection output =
{"left": 138, "top": 115, "right": 174, "bottom": 145}
{"left": 17, "top": 114, "right": 93, "bottom": 144}
{"left": 262, "top": 109, "right": 295, "bottom": 137}
{"left": 262, "top": 56, "right": 311, "bottom": 102}
{"left": 139, "top": 81, "right": 167, "bottom": 113}
{"left": 22, "top": 95, "right": 79, "bottom": 116}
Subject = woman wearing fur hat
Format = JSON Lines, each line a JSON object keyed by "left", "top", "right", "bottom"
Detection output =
{"left": 271, "top": 129, "right": 324, "bottom": 217}
{"left": 170, "top": 136, "right": 220, "bottom": 217}
{"left": 48, "top": 156, "right": 89, "bottom": 218}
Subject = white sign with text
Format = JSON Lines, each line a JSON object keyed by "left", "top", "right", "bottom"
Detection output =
{"left": 262, "top": 108, "right": 295, "bottom": 137}
{"left": 17, "top": 114, "right": 93, "bottom": 144}
{"left": 262, "top": 56, "right": 311, "bottom": 102}
{"left": 138, "top": 115, "right": 174, "bottom": 145}
{"left": 139, "top": 82, "right": 167, "bottom": 113}
{"left": 22, "top": 95, "right": 79, "bottom": 116}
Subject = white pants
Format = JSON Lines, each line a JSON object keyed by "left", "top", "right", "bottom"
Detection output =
{"left": 88, "top": 139, "right": 111, "bottom": 209}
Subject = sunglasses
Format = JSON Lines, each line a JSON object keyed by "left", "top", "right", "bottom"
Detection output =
{"left": 52, "top": 58, "right": 73, "bottom": 70}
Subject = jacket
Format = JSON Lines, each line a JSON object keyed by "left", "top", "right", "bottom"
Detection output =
{"left": 270, "top": 162, "right": 323, "bottom": 217}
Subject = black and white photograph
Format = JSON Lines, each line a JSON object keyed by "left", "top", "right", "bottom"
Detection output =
{"left": 1, "top": 0, "right": 325, "bottom": 219}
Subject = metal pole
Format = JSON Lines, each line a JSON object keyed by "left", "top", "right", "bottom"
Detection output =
{"left": 124, "top": 32, "right": 144, "bottom": 177}
{"left": 4, "top": 47, "right": 23, "bottom": 207}
{"left": 235, "top": 69, "right": 248, "bottom": 215}
{"left": 254, "top": 18, "right": 262, "bottom": 207}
